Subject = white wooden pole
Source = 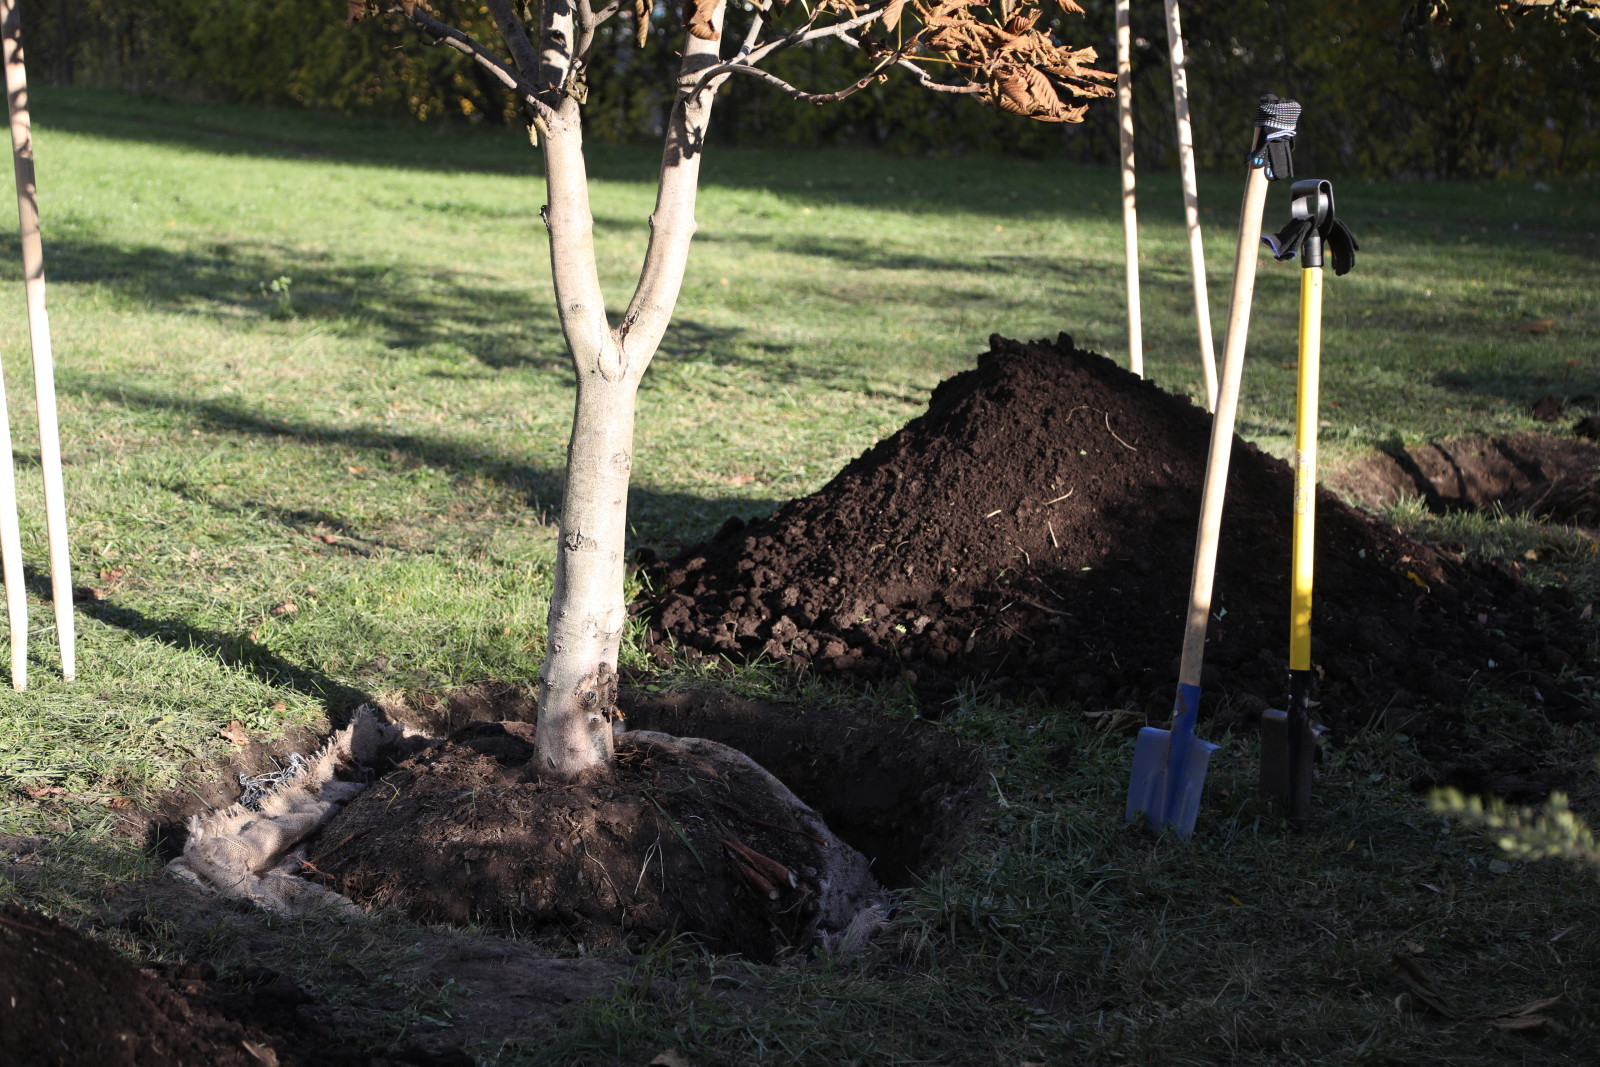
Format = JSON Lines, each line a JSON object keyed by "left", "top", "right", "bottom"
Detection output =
{"left": 1116, "top": 0, "right": 1141, "bottom": 377}
{"left": 1163, "top": 0, "right": 1217, "bottom": 411}
{"left": 2, "top": 0, "right": 74, "bottom": 683}
{"left": 0, "top": 313, "right": 23, "bottom": 690}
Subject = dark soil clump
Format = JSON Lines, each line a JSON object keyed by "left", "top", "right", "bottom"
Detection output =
{"left": 643, "top": 335, "right": 1593, "bottom": 748}
{"left": 0, "top": 904, "right": 462, "bottom": 1067}
{"left": 313, "top": 721, "right": 883, "bottom": 961}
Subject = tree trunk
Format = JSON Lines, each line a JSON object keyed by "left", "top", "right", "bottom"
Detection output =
{"left": 534, "top": 5, "right": 725, "bottom": 780}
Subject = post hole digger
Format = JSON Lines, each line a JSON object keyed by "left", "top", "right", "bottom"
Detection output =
{"left": 1259, "top": 179, "right": 1359, "bottom": 830}
{"left": 1125, "top": 95, "right": 1300, "bottom": 838}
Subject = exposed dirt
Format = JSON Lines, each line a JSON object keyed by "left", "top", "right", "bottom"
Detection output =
{"left": 41, "top": 684, "right": 980, "bottom": 1062}
{"left": 643, "top": 335, "right": 1595, "bottom": 775}
{"left": 305, "top": 690, "right": 983, "bottom": 960}
{"left": 0, "top": 901, "right": 474, "bottom": 1067}
{"left": 1326, "top": 432, "right": 1600, "bottom": 524}
{"left": 311, "top": 720, "right": 884, "bottom": 962}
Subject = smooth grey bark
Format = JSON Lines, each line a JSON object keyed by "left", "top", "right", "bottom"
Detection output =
{"left": 533, "top": 2, "right": 726, "bottom": 780}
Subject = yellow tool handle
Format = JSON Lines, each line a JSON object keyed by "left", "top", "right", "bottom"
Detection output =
{"left": 1290, "top": 264, "right": 1323, "bottom": 672}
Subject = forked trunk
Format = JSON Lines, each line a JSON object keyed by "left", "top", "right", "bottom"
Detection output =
{"left": 534, "top": 7, "right": 725, "bottom": 780}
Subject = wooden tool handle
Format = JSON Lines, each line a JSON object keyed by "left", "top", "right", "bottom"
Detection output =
{"left": 1177, "top": 162, "right": 1269, "bottom": 688}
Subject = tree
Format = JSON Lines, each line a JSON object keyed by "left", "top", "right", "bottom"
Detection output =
{"left": 346, "top": 0, "right": 1111, "bottom": 780}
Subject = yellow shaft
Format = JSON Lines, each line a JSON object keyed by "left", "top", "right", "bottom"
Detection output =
{"left": 1290, "top": 265, "right": 1323, "bottom": 672}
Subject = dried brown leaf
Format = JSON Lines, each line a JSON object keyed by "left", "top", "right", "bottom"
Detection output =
{"left": 220, "top": 720, "right": 251, "bottom": 746}
{"left": 346, "top": 0, "right": 367, "bottom": 22}
{"left": 882, "top": 0, "right": 909, "bottom": 31}
{"left": 684, "top": 0, "right": 721, "bottom": 39}
{"left": 1003, "top": 11, "right": 1038, "bottom": 34}
{"left": 1389, "top": 953, "right": 1462, "bottom": 1019}
{"left": 634, "top": 0, "right": 651, "bottom": 46}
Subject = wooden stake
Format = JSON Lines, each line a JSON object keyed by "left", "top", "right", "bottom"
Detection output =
{"left": 1163, "top": 0, "right": 1216, "bottom": 411}
{"left": 1115, "top": 0, "right": 1141, "bottom": 378}
{"left": 1, "top": 0, "right": 72, "bottom": 683}
{"left": 0, "top": 329, "right": 22, "bottom": 689}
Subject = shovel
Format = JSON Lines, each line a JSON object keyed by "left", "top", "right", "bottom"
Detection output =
{"left": 1259, "top": 179, "right": 1359, "bottom": 829}
{"left": 1125, "top": 95, "right": 1301, "bottom": 837}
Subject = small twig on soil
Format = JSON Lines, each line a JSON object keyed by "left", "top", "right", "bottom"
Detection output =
{"left": 1015, "top": 595, "right": 1070, "bottom": 617}
{"left": 295, "top": 857, "right": 335, "bottom": 880}
{"left": 1048, "top": 521, "right": 1060, "bottom": 549}
{"left": 984, "top": 508, "right": 1005, "bottom": 519}
{"left": 1103, "top": 412, "right": 1138, "bottom": 452}
{"left": 709, "top": 797, "right": 829, "bottom": 845}
{"left": 308, "top": 826, "right": 372, "bottom": 868}
{"left": 635, "top": 839, "right": 662, "bottom": 895}
{"left": 723, "top": 845, "right": 780, "bottom": 899}
{"left": 1042, "top": 489, "right": 1075, "bottom": 505}
{"left": 722, "top": 836, "right": 797, "bottom": 890}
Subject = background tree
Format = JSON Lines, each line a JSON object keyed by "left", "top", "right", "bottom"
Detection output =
{"left": 26, "top": 2, "right": 1600, "bottom": 176}
{"left": 345, "top": 0, "right": 1113, "bottom": 779}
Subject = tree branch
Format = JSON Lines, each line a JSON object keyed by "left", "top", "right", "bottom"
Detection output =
{"left": 576, "top": 0, "right": 624, "bottom": 60}
{"left": 743, "top": 6, "right": 886, "bottom": 67}
{"left": 483, "top": 0, "right": 542, "bottom": 81}
{"left": 404, "top": 7, "right": 557, "bottom": 126}
{"left": 618, "top": 0, "right": 729, "bottom": 373}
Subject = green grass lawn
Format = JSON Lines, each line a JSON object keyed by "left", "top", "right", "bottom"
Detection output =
{"left": 1, "top": 87, "right": 1598, "bottom": 1064}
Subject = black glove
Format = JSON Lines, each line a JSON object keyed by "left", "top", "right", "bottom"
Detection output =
{"left": 1263, "top": 217, "right": 1359, "bottom": 275}
{"left": 1252, "top": 94, "right": 1301, "bottom": 181}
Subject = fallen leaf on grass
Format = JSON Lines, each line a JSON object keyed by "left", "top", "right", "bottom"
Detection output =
{"left": 648, "top": 1052, "right": 691, "bottom": 1067}
{"left": 220, "top": 720, "right": 251, "bottom": 746}
{"left": 1512, "top": 317, "right": 1556, "bottom": 334}
{"left": 269, "top": 600, "right": 297, "bottom": 616}
{"left": 270, "top": 701, "right": 287, "bottom": 712}
{"left": 1393, "top": 954, "right": 1562, "bottom": 1031}
{"left": 24, "top": 786, "right": 67, "bottom": 798}
{"left": 312, "top": 534, "right": 339, "bottom": 544}
{"left": 1486, "top": 995, "right": 1562, "bottom": 1031}
{"left": 1084, "top": 707, "right": 1145, "bottom": 732}
{"left": 1391, "top": 953, "right": 1462, "bottom": 1019}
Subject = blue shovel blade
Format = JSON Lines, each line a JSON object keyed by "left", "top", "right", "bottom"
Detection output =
{"left": 1126, "top": 683, "right": 1220, "bottom": 837}
{"left": 1125, "top": 726, "right": 1220, "bottom": 838}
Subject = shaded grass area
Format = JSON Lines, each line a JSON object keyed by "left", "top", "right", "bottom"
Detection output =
{"left": 0, "top": 88, "right": 1596, "bottom": 1064}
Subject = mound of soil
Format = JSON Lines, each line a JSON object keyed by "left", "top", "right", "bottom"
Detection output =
{"left": 312, "top": 722, "right": 884, "bottom": 962}
{"left": 644, "top": 335, "right": 1593, "bottom": 746}
{"left": 0, "top": 903, "right": 464, "bottom": 1067}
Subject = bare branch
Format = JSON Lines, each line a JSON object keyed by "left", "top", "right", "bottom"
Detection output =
{"left": 483, "top": 0, "right": 542, "bottom": 81}
{"left": 403, "top": 7, "right": 558, "bottom": 125}
{"left": 700, "top": 57, "right": 979, "bottom": 106}
{"left": 575, "top": 0, "right": 624, "bottom": 63}
{"left": 745, "top": 6, "right": 886, "bottom": 66}
{"left": 884, "top": 48, "right": 985, "bottom": 93}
